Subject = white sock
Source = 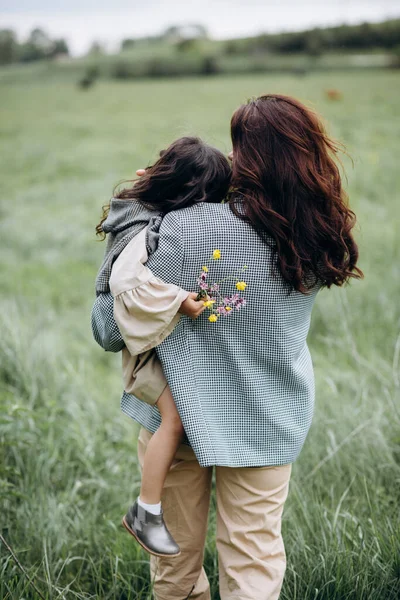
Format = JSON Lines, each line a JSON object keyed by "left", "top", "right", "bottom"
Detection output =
{"left": 138, "top": 496, "right": 162, "bottom": 515}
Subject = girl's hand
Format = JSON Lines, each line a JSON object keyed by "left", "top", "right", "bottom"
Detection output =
{"left": 179, "top": 293, "right": 207, "bottom": 319}
{"left": 136, "top": 169, "right": 146, "bottom": 177}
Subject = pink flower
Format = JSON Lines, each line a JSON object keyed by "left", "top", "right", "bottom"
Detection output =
{"left": 235, "top": 298, "right": 247, "bottom": 310}
{"left": 229, "top": 293, "right": 240, "bottom": 306}
{"left": 197, "top": 271, "right": 209, "bottom": 290}
{"left": 217, "top": 306, "right": 233, "bottom": 316}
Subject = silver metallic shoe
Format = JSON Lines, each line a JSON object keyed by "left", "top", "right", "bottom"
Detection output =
{"left": 122, "top": 501, "right": 181, "bottom": 557}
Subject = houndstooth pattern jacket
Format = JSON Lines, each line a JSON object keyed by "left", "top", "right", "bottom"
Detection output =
{"left": 92, "top": 201, "right": 319, "bottom": 467}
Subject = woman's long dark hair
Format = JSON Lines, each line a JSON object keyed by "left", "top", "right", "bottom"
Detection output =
{"left": 229, "top": 94, "right": 363, "bottom": 293}
{"left": 96, "top": 136, "right": 231, "bottom": 238}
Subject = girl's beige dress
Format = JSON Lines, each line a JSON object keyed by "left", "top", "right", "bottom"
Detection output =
{"left": 109, "top": 227, "right": 189, "bottom": 405}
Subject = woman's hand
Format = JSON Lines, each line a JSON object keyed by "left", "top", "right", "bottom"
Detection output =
{"left": 179, "top": 293, "right": 207, "bottom": 319}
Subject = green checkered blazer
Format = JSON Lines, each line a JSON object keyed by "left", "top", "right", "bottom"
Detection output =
{"left": 92, "top": 202, "right": 319, "bottom": 467}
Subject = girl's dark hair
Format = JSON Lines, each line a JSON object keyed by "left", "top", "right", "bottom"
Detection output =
{"left": 229, "top": 94, "right": 363, "bottom": 293}
{"left": 96, "top": 136, "right": 231, "bottom": 238}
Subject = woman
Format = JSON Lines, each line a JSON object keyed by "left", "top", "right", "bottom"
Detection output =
{"left": 92, "top": 94, "right": 362, "bottom": 599}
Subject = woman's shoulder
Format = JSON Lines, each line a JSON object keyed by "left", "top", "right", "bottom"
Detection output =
{"left": 166, "top": 202, "right": 236, "bottom": 227}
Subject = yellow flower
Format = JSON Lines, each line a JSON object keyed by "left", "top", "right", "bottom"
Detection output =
{"left": 208, "top": 314, "right": 218, "bottom": 323}
{"left": 236, "top": 281, "right": 247, "bottom": 291}
{"left": 225, "top": 306, "right": 232, "bottom": 312}
{"left": 202, "top": 266, "right": 209, "bottom": 272}
{"left": 203, "top": 300, "right": 215, "bottom": 308}
{"left": 212, "top": 249, "right": 221, "bottom": 260}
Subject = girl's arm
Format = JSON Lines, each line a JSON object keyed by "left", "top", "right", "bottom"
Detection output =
{"left": 109, "top": 225, "right": 204, "bottom": 357}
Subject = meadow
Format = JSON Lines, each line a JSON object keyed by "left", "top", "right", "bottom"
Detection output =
{"left": 0, "top": 69, "right": 399, "bottom": 599}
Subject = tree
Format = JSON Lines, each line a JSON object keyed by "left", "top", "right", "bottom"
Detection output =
{"left": 51, "top": 38, "right": 69, "bottom": 56}
{"left": 19, "top": 27, "right": 52, "bottom": 62}
{"left": 121, "top": 38, "right": 135, "bottom": 51}
{"left": 18, "top": 42, "right": 44, "bottom": 62}
{"left": 88, "top": 41, "right": 104, "bottom": 55}
{"left": 176, "top": 38, "right": 198, "bottom": 52}
{"left": 0, "top": 29, "right": 17, "bottom": 64}
{"left": 29, "top": 28, "right": 52, "bottom": 52}
{"left": 224, "top": 40, "right": 241, "bottom": 55}
{"left": 306, "top": 30, "right": 323, "bottom": 57}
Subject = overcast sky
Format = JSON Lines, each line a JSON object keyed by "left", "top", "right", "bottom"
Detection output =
{"left": 1, "top": 1, "right": 399, "bottom": 55}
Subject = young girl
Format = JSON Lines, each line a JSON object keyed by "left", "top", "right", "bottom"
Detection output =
{"left": 94, "top": 137, "right": 231, "bottom": 557}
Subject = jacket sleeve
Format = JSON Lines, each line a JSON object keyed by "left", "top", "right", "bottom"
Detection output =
{"left": 145, "top": 211, "right": 184, "bottom": 287}
{"left": 91, "top": 292, "right": 125, "bottom": 352}
{"left": 110, "top": 222, "right": 188, "bottom": 357}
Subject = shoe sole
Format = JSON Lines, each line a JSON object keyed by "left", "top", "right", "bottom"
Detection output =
{"left": 122, "top": 516, "right": 181, "bottom": 558}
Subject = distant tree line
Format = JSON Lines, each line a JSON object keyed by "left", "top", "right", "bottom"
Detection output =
{"left": 119, "top": 19, "right": 400, "bottom": 57}
{"left": 121, "top": 24, "right": 208, "bottom": 50}
{"left": 0, "top": 28, "right": 69, "bottom": 65}
{"left": 225, "top": 19, "right": 400, "bottom": 56}
{"left": 111, "top": 18, "right": 400, "bottom": 81}
{"left": 1, "top": 18, "right": 400, "bottom": 71}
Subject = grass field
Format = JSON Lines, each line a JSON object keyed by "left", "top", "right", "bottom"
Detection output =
{"left": 1, "top": 70, "right": 400, "bottom": 599}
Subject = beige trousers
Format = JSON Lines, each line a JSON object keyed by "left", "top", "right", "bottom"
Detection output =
{"left": 137, "top": 427, "right": 292, "bottom": 600}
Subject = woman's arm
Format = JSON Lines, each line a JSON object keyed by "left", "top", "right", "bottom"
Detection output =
{"left": 91, "top": 292, "right": 125, "bottom": 352}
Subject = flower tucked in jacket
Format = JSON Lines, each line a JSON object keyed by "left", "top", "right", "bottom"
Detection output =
{"left": 196, "top": 250, "right": 248, "bottom": 323}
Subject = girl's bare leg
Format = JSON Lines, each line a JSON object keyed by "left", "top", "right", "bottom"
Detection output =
{"left": 123, "top": 386, "right": 183, "bottom": 557}
{"left": 139, "top": 385, "right": 184, "bottom": 504}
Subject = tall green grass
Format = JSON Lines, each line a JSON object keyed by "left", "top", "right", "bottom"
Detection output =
{"left": 1, "top": 71, "right": 399, "bottom": 599}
